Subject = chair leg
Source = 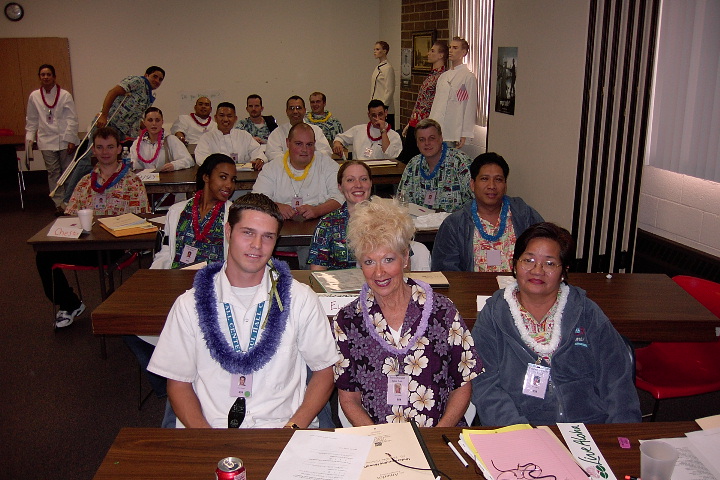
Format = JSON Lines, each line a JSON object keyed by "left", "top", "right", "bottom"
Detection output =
{"left": 650, "top": 398, "right": 660, "bottom": 422}
{"left": 137, "top": 363, "right": 153, "bottom": 410}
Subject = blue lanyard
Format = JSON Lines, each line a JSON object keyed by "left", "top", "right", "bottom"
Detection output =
{"left": 420, "top": 142, "right": 447, "bottom": 180}
{"left": 224, "top": 301, "right": 265, "bottom": 353}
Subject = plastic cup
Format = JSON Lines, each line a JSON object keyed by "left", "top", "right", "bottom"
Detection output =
{"left": 640, "top": 440, "right": 679, "bottom": 480}
{"left": 77, "top": 209, "right": 94, "bottom": 232}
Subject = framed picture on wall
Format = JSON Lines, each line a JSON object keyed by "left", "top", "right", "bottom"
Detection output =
{"left": 412, "top": 30, "right": 436, "bottom": 74}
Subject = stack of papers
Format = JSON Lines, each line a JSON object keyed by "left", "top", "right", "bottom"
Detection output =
{"left": 363, "top": 159, "right": 397, "bottom": 167}
{"left": 459, "top": 426, "right": 588, "bottom": 480}
{"left": 98, "top": 213, "right": 158, "bottom": 237}
{"left": 236, "top": 162, "right": 254, "bottom": 171}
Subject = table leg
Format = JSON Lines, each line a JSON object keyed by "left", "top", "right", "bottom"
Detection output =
{"left": 96, "top": 251, "right": 107, "bottom": 300}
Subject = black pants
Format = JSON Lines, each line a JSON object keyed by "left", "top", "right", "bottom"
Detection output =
{"left": 36, "top": 250, "right": 122, "bottom": 311}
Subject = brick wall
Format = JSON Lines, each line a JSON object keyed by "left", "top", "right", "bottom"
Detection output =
{"left": 400, "top": 0, "right": 450, "bottom": 127}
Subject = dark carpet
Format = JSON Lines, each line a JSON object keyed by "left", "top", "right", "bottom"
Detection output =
{"left": 0, "top": 170, "right": 718, "bottom": 480}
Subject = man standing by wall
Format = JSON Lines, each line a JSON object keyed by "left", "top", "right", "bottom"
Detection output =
{"left": 25, "top": 64, "right": 80, "bottom": 215}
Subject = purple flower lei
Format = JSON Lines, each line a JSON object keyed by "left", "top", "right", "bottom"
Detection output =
{"left": 194, "top": 260, "right": 292, "bottom": 374}
{"left": 361, "top": 278, "right": 433, "bottom": 356}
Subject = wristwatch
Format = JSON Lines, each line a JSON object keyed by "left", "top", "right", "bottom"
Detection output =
{"left": 284, "top": 422, "right": 300, "bottom": 429}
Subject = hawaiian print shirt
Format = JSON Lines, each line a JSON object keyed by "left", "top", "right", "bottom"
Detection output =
{"left": 306, "top": 111, "right": 344, "bottom": 144}
{"left": 409, "top": 66, "right": 446, "bottom": 127}
{"left": 171, "top": 199, "right": 226, "bottom": 269}
{"left": 472, "top": 212, "right": 516, "bottom": 272}
{"left": 307, "top": 203, "right": 355, "bottom": 269}
{"left": 333, "top": 279, "right": 483, "bottom": 426}
{"left": 108, "top": 76, "right": 154, "bottom": 138}
{"left": 236, "top": 118, "right": 271, "bottom": 142}
{"left": 65, "top": 164, "right": 149, "bottom": 215}
{"left": 398, "top": 147, "right": 473, "bottom": 213}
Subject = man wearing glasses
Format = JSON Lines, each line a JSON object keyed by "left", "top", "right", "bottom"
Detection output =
{"left": 265, "top": 96, "right": 332, "bottom": 163}
{"left": 431, "top": 152, "right": 544, "bottom": 272}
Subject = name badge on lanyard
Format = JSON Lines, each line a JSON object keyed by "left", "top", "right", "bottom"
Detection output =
{"left": 225, "top": 301, "right": 266, "bottom": 399}
{"left": 387, "top": 375, "right": 410, "bottom": 406}
{"left": 522, "top": 363, "right": 550, "bottom": 399}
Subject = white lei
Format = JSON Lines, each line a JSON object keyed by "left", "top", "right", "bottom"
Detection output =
{"left": 504, "top": 281, "right": 569, "bottom": 357}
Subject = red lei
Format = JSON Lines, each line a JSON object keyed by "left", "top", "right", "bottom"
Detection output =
{"left": 91, "top": 161, "right": 130, "bottom": 193}
{"left": 367, "top": 122, "right": 390, "bottom": 141}
{"left": 41, "top": 85, "right": 60, "bottom": 110}
{"left": 136, "top": 129, "right": 164, "bottom": 164}
{"left": 191, "top": 113, "right": 211, "bottom": 127}
{"left": 192, "top": 191, "right": 224, "bottom": 242}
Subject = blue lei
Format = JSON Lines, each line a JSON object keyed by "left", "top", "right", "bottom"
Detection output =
{"left": 142, "top": 76, "right": 156, "bottom": 104}
{"left": 419, "top": 142, "right": 448, "bottom": 180}
{"left": 92, "top": 160, "right": 131, "bottom": 192}
{"left": 195, "top": 259, "right": 291, "bottom": 374}
{"left": 471, "top": 196, "right": 509, "bottom": 242}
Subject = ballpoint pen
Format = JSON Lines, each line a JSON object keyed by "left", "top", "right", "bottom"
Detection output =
{"left": 442, "top": 434, "right": 469, "bottom": 467}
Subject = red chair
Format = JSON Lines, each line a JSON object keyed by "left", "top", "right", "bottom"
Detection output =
{"left": 634, "top": 275, "right": 720, "bottom": 421}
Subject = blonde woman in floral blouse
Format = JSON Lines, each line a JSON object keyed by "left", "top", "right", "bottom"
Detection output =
{"left": 333, "top": 197, "right": 483, "bottom": 427}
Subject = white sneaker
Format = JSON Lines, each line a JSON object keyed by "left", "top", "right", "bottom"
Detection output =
{"left": 55, "top": 303, "right": 86, "bottom": 328}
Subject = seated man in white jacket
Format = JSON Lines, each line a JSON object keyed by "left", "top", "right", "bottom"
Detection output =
{"left": 332, "top": 99, "right": 402, "bottom": 160}
{"left": 194, "top": 102, "right": 266, "bottom": 170}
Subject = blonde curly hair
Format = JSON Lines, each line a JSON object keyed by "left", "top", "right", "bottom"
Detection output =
{"left": 347, "top": 196, "right": 415, "bottom": 259}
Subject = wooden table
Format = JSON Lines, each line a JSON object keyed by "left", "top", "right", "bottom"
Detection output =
{"left": 91, "top": 271, "right": 720, "bottom": 341}
{"left": 92, "top": 422, "right": 699, "bottom": 479}
{"left": 142, "top": 161, "right": 406, "bottom": 195}
{"left": 27, "top": 218, "right": 157, "bottom": 299}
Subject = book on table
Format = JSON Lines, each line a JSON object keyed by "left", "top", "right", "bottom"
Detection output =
{"left": 310, "top": 269, "right": 449, "bottom": 293}
{"left": 98, "top": 213, "right": 158, "bottom": 237}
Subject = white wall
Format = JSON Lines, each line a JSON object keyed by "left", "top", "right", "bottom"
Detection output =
{"left": 1, "top": 0, "right": 385, "bottom": 134}
{"left": 487, "top": 0, "right": 590, "bottom": 229}
{"left": 379, "top": 0, "right": 402, "bottom": 117}
{"left": 638, "top": 166, "right": 720, "bottom": 257}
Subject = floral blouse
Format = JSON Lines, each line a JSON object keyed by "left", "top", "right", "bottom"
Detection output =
{"left": 333, "top": 279, "right": 483, "bottom": 426}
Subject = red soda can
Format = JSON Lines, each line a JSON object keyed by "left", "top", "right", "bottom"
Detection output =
{"left": 215, "top": 457, "right": 246, "bottom": 480}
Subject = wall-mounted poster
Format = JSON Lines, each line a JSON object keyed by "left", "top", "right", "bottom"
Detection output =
{"left": 495, "top": 47, "right": 517, "bottom": 115}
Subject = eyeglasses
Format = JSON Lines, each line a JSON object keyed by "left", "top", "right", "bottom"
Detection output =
{"left": 517, "top": 257, "right": 562, "bottom": 272}
{"left": 287, "top": 106, "right": 304, "bottom": 111}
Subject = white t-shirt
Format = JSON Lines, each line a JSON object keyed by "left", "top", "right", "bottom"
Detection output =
{"left": 148, "top": 264, "right": 339, "bottom": 428}
{"left": 252, "top": 152, "right": 344, "bottom": 207}
{"left": 265, "top": 122, "right": 333, "bottom": 163}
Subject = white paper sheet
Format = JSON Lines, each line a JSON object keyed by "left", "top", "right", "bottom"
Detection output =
{"left": 137, "top": 169, "right": 160, "bottom": 182}
{"left": 47, "top": 217, "right": 83, "bottom": 238}
{"left": 266, "top": 430, "right": 373, "bottom": 480}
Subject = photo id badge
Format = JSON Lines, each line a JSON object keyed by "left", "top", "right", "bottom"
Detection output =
{"left": 387, "top": 375, "right": 410, "bottom": 406}
{"left": 522, "top": 363, "right": 550, "bottom": 399}
{"left": 424, "top": 190, "right": 437, "bottom": 207}
{"left": 179, "top": 245, "right": 198, "bottom": 264}
{"left": 94, "top": 193, "right": 107, "bottom": 210}
{"left": 230, "top": 153, "right": 238, "bottom": 163}
{"left": 230, "top": 373, "right": 253, "bottom": 398}
{"left": 364, "top": 146, "right": 374, "bottom": 158}
{"left": 486, "top": 249, "right": 502, "bottom": 266}
{"left": 292, "top": 195, "right": 303, "bottom": 209}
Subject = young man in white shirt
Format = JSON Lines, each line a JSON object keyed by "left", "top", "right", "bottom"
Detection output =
{"left": 148, "top": 193, "right": 338, "bottom": 428}
{"left": 25, "top": 64, "right": 80, "bottom": 214}
{"left": 332, "top": 100, "right": 402, "bottom": 160}
{"left": 194, "top": 102, "right": 266, "bottom": 170}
